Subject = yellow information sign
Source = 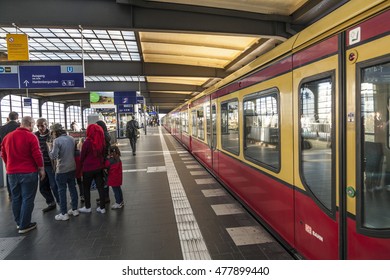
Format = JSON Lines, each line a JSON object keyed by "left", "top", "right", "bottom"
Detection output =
{"left": 6, "top": 34, "right": 29, "bottom": 61}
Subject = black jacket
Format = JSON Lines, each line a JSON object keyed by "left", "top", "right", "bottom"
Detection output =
{"left": 126, "top": 120, "right": 139, "bottom": 139}
{"left": 0, "top": 120, "right": 20, "bottom": 144}
{"left": 34, "top": 129, "right": 53, "bottom": 166}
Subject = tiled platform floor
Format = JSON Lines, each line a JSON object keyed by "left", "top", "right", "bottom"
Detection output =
{"left": 0, "top": 126, "right": 293, "bottom": 260}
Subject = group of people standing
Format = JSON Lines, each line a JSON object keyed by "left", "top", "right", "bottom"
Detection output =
{"left": 0, "top": 112, "right": 125, "bottom": 234}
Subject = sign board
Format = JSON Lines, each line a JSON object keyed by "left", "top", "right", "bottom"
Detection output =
{"left": 117, "top": 104, "right": 134, "bottom": 113}
{"left": 0, "top": 65, "right": 19, "bottom": 89}
{"left": 136, "top": 96, "right": 144, "bottom": 104}
{"left": 19, "top": 65, "right": 84, "bottom": 88}
{"left": 23, "top": 97, "right": 32, "bottom": 107}
{"left": 114, "top": 91, "right": 137, "bottom": 105}
{"left": 6, "top": 34, "right": 29, "bottom": 61}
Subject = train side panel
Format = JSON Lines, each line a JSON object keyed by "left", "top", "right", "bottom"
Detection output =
{"left": 215, "top": 65, "right": 295, "bottom": 247}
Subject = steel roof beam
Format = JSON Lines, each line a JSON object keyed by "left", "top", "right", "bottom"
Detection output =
{"left": 85, "top": 61, "right": 226, "bottom": 78}
{"left": 0, "top": 0, "right": 291, "bottom": 38}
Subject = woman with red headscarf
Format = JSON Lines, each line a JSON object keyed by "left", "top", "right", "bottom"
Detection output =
{"left": 78, "top": 124, "right": 107, "bottom": 214}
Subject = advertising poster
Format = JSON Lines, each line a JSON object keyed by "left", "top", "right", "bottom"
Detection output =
{"left": 90, "top": 91, "right": 115, "bottom": 108}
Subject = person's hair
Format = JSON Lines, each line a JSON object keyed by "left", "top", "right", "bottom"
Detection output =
{"left": 110, "top": 145, "right": 121, "bottom": 157}
{"left": 36, "top": 117, "right": 47, "bottom": 126}
{"left": 9, "top": 111, "right": 18, "bottom": 121}
{"left": 51, "top": 123, "right": 66, "bottom": 137}
{"left": 21, "top": 116, "right": 34, "bottom": 128}
{"left": 86, "top": 124, "right": 105, "bottom": 157}
{"left": 96, "top": 120, "right": 108, "bottom": 132}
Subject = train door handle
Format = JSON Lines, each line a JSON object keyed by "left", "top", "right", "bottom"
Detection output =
{"left": 347, "top": 186, "right": 356, "bottom": 198}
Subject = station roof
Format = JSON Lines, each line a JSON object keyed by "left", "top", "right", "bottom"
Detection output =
{"left": 0, "top": 0, "right": 346, "bottom": 113}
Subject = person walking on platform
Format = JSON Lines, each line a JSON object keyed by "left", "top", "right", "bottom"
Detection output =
{"left": 105, "top": 146, "right": 124, "bottom": 209}
{"left": 78, "top": 124, "right": 106, "bottom": 214}
{"left": 0, "top": 111, "right": 20, "bottom": 199}
{"left": 1, "top": 116, "right": 45, "bottom": 234}
{"left": 48, "top": 123, "right": 78, "bottom": 221}
{"left": 35, "top": 118, "right": 59, "bottom": 213}
{"left": 96, "top": 120, "right": 111, "bottom": 204}
{"left": 126, "top": 115, "right": 139, "bottom": 156}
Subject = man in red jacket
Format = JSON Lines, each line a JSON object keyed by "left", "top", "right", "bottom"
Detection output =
{"left": 1, "top": 116, "right": 45, "bottom": 234}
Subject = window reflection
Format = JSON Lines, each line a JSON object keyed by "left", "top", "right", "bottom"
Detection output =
{"left": 221, "top": 100, "right": 239, "bottom": 154}
{"left": 243, "top": 90, "right": 280, "bottom": 170}
{"left": 361, "top": 61, "right": 390, "bottom": 229}
{"left": 300, "top": 77, "right": 333, "bottom": 211}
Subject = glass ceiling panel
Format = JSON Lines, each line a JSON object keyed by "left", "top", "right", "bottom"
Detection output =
{"left": 85, "top": 76, "right": 145, "bottom": 82}
{"left": 0, "top": 27, "right": 140, "bottom": 61}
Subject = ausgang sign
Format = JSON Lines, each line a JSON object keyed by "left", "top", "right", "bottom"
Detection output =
{"left": 0, "top": 65, "right": 84, "bottom": 89}
{"left": 19, "top": 65, "right": 84, "bottom": 88}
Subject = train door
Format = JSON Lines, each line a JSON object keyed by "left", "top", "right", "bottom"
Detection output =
{"left": 293, "top": 35, "right": 340, "bottom": 259}
{"left": 211, "top": 102, "right": 218, "bottom": 173}
{"left": 206, "top": 99, "right": 218, "bottom": 173}
{"left": 345, "top": 10, "right": 390, "bottom": 259}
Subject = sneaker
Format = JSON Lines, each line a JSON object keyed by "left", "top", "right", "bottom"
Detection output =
{"left": 55, "top": 213, "right": 70, "bottom": 221}
{"left": 78, "top": 206, "right": 92, "bottom": 213}
{"left": 18, "top": 222, "right": 37, "bottom": 234}
{"left": 96, "top": 207, "right": 106, "bottom": 214}
{"left": 67, "top": 209, "right": 80, "bottom": 217}
{"left": 111, "top": 202, "right": 123, "bottom": 209}
{"left": 42, "top": 203, "right": 56, "bottom": 213}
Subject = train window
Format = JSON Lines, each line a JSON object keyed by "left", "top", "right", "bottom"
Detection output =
{"left": 360, "top": 61, "right": 390, "bottom": 229}
{"left": 206, "top": 104, "right": 217, "bottom": 149}
{"left": 299, "top": 76, "right": 334, "bottom": 211}
{"left": 221, "top": 100, "right": 239, "bottom": 155}
{"left": 206, "top": 105, "right": 211, "bottom": 146}
{"left": 243, "top": 90, "right": 280, "bottom": 171}
{"left": 197, "top": 107, "right": 204, "bottom": 140}
{"left": 181, "top": 111, "right": 188, "bottom": 133}
{"left": 212, "top": 104, "right": 217, "bottom": 149}
{"left": 191, "top": 110, "right": 197, "bottom": 137}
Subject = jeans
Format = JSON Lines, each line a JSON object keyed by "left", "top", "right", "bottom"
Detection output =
{"left": 55, "top": 170, "right": 78, "bottom": 214}
{"left": 83, "top": 169, "right": 105, "bottom": 209}
{"left": 6, "top": 174, "right": 11, "bottom": 198}
{"left": 8, "top": 172, "right": 39, "bottom": 229}
{"left": 111, "top": 186, "right": 123, "bottom": 204}
{"left": 45, "top": 165, "right": 59, "bottom": 203}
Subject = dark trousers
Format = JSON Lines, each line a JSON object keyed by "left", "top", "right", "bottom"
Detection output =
{"left": 129, "top": 136, "right": 137, "bottom": 154}
{"left": 83, "top": 169, "right": 105, "bottom": 209}
{"left": 39, "top": 173, "right": 55, "bottom": 205}
{"left": 76, "top": 177, "right": 84, "bottom": 198}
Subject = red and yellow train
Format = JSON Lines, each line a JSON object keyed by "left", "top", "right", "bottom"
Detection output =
{"left": 162, "top": 0, "right": 390, "bottom": 259}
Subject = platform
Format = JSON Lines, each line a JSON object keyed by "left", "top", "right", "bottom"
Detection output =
{"left": 0, "top": 126, "right": 293, "bottom": 260}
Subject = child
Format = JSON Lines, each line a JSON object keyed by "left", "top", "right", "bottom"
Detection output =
{"left": 105, "top": 146, "right": 124, "bottom": 209}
